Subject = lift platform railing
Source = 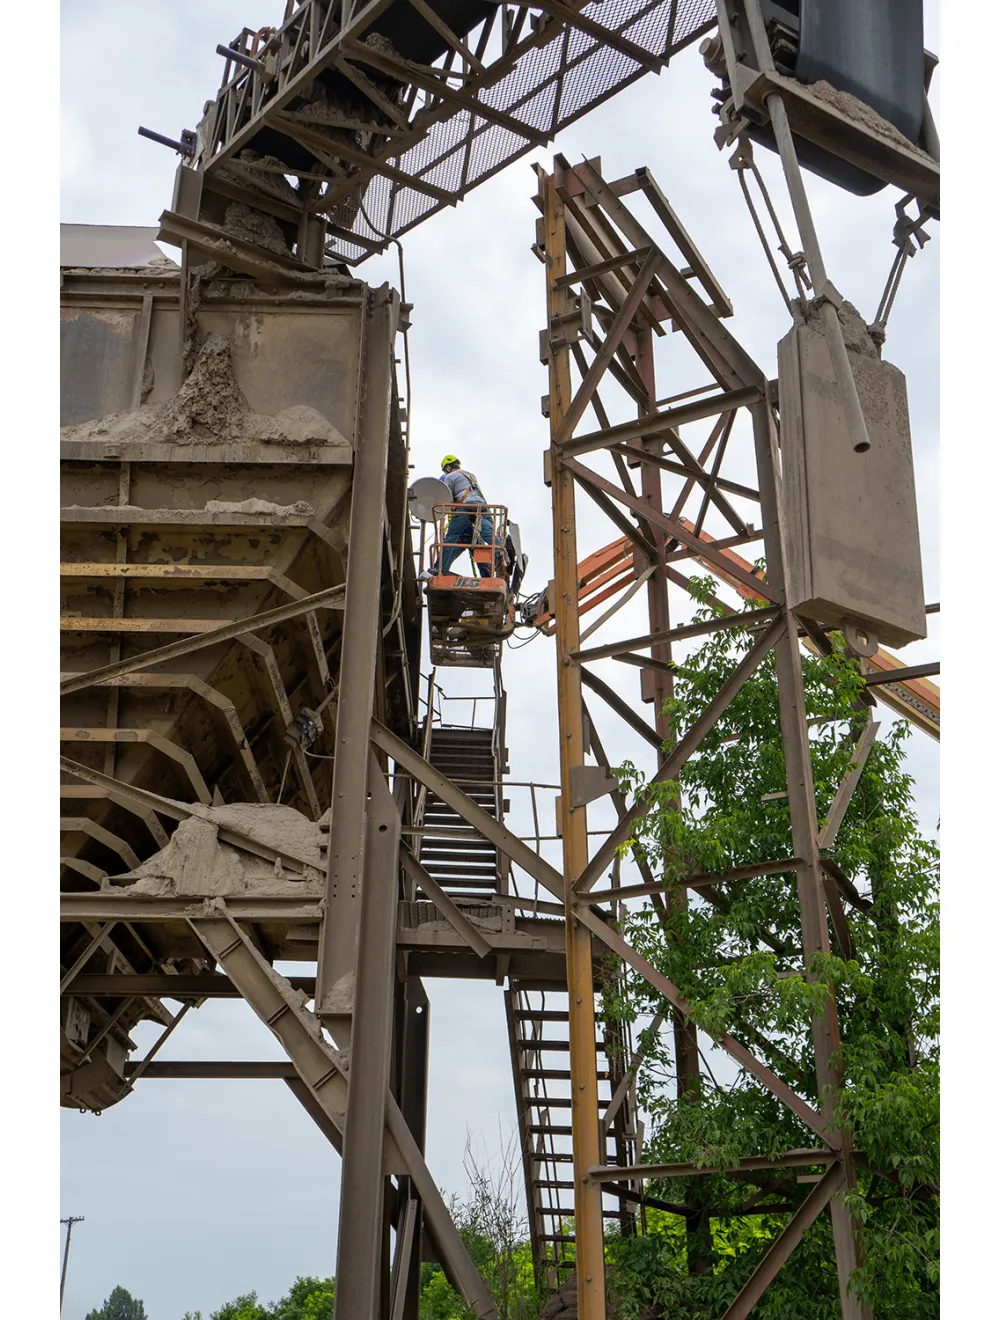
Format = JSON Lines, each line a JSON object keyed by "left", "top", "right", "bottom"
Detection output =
{"left": 428, "top": 502, "right": 509, "bottom": 582}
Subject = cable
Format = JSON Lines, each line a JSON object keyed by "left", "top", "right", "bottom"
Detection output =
{"left": 276, "top": 749, "right": 291, "bottom": 804}
{"left": 729, "top": 135, "right": 810, "bottom": 310}
{"left": 870, "top": 196, "right": 934, "bottom": 343}
{"left": 506, "top": 627, "right": 544, "bottom": 651}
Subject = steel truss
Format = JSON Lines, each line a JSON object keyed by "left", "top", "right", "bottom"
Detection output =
{"left": 166, "top": 0, "right": 717, "bottom": 264}
{"left": 63, "top": 5, "right": 939, "bottom": 1314}
{"left": 537, "top": 150, "right": 885, "bottom": 1319}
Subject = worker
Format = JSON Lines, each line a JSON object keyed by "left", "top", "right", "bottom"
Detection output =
{"left": 420, "top": 456, "right": 496, "bottom": 579}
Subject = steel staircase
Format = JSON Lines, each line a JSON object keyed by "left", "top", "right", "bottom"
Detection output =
{"left": 413, "top": 676, "right": 644, "bottom": 1295}
{"left": 506, "top": 981, "right": 644, "bottom": 1289}
{"left": 415, "top": 724, "right": 507, "bottom": 898}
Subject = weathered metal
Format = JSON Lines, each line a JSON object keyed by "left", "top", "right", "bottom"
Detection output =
{"left": 531, "top": 154, "right": 910, "bottom": 1315}
{"left": 59, "top": 251, "right": 419, "bottom": 1123}
{"left": 171, "top": 0, "right": 717, "bottom": 265}
{"left": 318, "top": 285, "right": 400, "bottom": 1014}
{"left": 541, "top": 164, "right": 608, "bottom": 1320}
{"left": 65, "top": 4, "right": 936, "bottom": 1309}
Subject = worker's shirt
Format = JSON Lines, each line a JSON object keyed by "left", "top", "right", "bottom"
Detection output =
{"left": 442, "top": 469, "right": 487, "bottom": 506}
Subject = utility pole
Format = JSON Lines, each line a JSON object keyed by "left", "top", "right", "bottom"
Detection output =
{"left": 60, "top": 1216, "right": 84, "bottom": 1313}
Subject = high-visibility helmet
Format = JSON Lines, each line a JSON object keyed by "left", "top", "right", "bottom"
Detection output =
{"left": 441, "top": 454, "right": 460, "bottom": 470}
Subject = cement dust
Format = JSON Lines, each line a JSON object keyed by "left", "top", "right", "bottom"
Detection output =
{"left": 117, "top": 803, "right": 324, "bottom": 898}
{"left": 60, "top": 333, "right": 351, "bottom": 450}
{"left": 223, "top": 201, "right": 289, "bottom": 256}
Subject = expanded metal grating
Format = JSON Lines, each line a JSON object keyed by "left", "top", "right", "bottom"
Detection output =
{"left": 198, "top": 0, "right": 716, "bottom": 263}
{"left": 322, "top": 0, "right": 717, "bottom": 261}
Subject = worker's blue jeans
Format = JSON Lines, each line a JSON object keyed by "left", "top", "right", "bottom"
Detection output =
{"left": 438, "top": 506, "right": 495, "bottom": 576}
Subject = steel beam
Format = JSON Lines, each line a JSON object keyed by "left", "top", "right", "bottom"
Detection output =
{"left": 186, "top": 905, "right": 496, "bottom": 1317}
{"left": 371, "top": 721, "right": 564, "bottom": 899}
{"left": 399, "top": 847, "right": 493, "bottom": 958}
{"left": 59, "top": 585, "right": 345, "bottom": 695}
{"left": 393, "top": 976, "right": 430, "bottom": 1320}
{"left": 334, "top": 758, "right": 402, "bottom": 1320}
{"left": 589, "top": 1148, "right": 836, "bottom": 1180}
{"left": 74, "top": 974, "right": 316, "bottom": 998}
{"left": 319, "top": 287, "right": 398, "bottom": 1011}
{"left": 540, "top": 165, "right": 606, "bottom": 1320}
{"left": 123, "top": 1061, "right": 297, "bottom": 1078}
{"left": 575, "top": 619, "right": 785, "bottom": 892}
{"left": 719, "top": 1161, "right": 847, "bottom": 1320}
{"left": 747, "top": 390, "right": 871, "bottom": 1314}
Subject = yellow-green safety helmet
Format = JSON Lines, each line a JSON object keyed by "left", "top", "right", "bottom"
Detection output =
{"left": 441, "top": 454, "right": 460, "bottom": 470}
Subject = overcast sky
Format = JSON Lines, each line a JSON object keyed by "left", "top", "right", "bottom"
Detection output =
{"left": 51, "top": 3, "right": 951, "bottom": 1317}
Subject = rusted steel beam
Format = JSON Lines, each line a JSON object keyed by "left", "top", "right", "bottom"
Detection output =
{"left": 572, "top": 907, "right": 829, "bottom": 1144}
{"left": 575, "top": 618, "right": 785, "bottom": 893}
{"left": 579, "top": 668, "right": 662, "bottom": 750}
{"left": 540, "top": 164, "right": 607, "bottom": 1320}
{"left": 719, "top": 1161, "right": 846, "bottom": 1320}
{"left": 585, "top": 856, "right": 800, "bottom": 903}
{"left": 371, "top": 720, "right": 564, "bottom": 900}
{"left": 589, "top": 1148, "right": 836, "bottom": 1181}
{"left": 573, "top": 606, "right": 780, "bottom": 664}
{"left": 560, "top": 386, "right": 760, "bottom": 459}
{"left": 863, "top": 662, "right": 939, "bottom": 686}
{"left": 553, "top": 247, "right": 663, "bottom": 445}
{"left": 567, "top": 457, "right": 781, "bottom": 603}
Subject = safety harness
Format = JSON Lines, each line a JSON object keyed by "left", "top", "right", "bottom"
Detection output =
{"left": 452, "top": 470, "right": 484, "bottom": 503}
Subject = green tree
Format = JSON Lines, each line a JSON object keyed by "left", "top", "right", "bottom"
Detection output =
{"left": 271, "top": 1276, "right": 336, "bottom": 1320}
{"left": 419, "top": 1137, "right": 542, "bottom": 1319}
{"left": 85, "top": 1285, "right": 148, "bottom": 1320}
{"left": 210, "top": 1293, "right": 269, "bottom": 1320}
{"left": 603, "top": 586, "right": 939, "bottom": 1318}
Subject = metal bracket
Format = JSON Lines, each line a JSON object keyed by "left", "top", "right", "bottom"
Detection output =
{"left": 569, "top": 764, "right": 617, "bottom": 808}
{"left": 540, "top": 291, "right": 595, "bottom": 362}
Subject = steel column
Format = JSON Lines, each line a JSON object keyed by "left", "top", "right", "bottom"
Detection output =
{"left": 319, "top": 286, "right": 399, "bottom": 1011}
{"left": 392, "top": 976, "right": 430, "bottom": 1320}
{"left": 634, "top": 322, "right": 709, "bottom": 1270}
{"left": 542, "top": 165, "right": 606, "bottom": 1320}
{"left": 749, "top": 397, "right": 871, "bottom": 1319}
{"left": 334, "top": 756, "right": 402, "bottom": 1320}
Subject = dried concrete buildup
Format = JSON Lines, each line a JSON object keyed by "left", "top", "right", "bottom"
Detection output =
{"left": 806, "top": 77, "right": 920, "bottom": 151}
{"left": 204, "top": 497, "right": 316, "bottom": 516}
{"left": 199, "top": 802, "right": 323, "bottom": 866}
{"left": 60, "top": 333, "right": 352, "bottom": 450}
{"left": 808, "top": 298, "right": 898, "bottom": 434}
{"left": 163, "top": 331, "right": 252, "bottom": 436}
{"left": 117, "top": 804, "right": 324, "bottom": 897}
{"left": 223, "top": 201, "right": 290, "bottom": 256}
{"left": 224, "top": 150, "right": 301, "bottom": 205}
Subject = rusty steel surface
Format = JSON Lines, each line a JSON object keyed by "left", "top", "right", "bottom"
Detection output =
{"left": 529, "top": 151, "right": 925, "bottom": 1315}
{"left": 541, "top": 165, "right": 608, "bottom": 1319}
